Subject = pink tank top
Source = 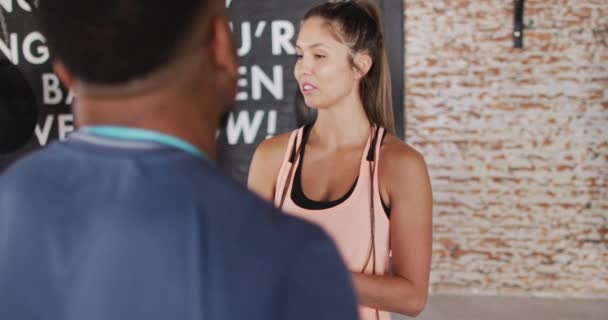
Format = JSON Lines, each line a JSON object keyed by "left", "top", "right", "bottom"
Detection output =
{"left": 274, "top": 125, "right": 391, "bottom": 320}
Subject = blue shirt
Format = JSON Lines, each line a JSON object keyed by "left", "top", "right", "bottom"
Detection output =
{"left": 0, "top": 130, "right": 358, "bottom": 320}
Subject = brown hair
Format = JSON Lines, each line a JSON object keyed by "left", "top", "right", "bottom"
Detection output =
{"left": 304, "top": 0, "right": 394, "bottom": 132}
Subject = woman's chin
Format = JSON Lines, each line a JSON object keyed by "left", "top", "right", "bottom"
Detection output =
{"left": 302, "top": 99, "right": 327, "bottom": 110}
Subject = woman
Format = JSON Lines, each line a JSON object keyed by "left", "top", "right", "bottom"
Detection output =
{"left": 248, "top": 1, "right": 432, "bottom": 318}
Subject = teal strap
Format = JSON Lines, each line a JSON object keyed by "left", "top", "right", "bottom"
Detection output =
{"left": 81, "top": 126, "right": 205, "bottom": 159}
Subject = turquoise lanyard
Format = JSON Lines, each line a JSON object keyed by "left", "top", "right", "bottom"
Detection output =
{"left": 80, "top": 126, "right": 206, "bottom": 159}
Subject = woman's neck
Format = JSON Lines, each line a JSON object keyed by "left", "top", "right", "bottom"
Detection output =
{"left": 310, "top": 96, "right": 371, "bottom": 149}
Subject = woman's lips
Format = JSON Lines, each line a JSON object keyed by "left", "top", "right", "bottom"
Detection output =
{"left": 300, "top": 82, "right": 317, "bottom": 95}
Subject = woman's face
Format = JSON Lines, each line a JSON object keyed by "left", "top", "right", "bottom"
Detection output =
{"left": 294, "top": 17, "right": 358, "bottom": 110}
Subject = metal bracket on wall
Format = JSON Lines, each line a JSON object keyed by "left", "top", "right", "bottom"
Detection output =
{"left": 514, "top": 0, "right": 525, "bottom": 48}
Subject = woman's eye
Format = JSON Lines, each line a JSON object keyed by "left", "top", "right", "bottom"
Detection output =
{"left": 295, "top": 54, "right": 303, "bottom": 60}
{"left": 314, "top": 54, "right": 326, "bottom": 59}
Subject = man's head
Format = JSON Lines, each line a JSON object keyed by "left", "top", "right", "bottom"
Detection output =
{"left": 34, "top": 0, "right": 237, "bottom": 125}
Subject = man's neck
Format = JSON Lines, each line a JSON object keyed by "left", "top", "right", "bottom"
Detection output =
{"left": 74, "top": 97, "right": 221, "bottom": 160}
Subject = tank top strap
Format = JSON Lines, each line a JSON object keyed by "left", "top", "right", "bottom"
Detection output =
{"left": 369, "top": 126, "right": 386, "bottom": 187}
{"left": 289, "top": 127, "right": 306, "bottom": 164}
{"left": 371, "top": 126, "right": 389, "bottom": 217}
{"left": 273, "top": 126, "right": 306, "bottom": 207}
{"left": 372, "top": 126, "right": 386, "bottom": 171}
{"left": 364, "top": 126, "right": 384, "bottom": 163}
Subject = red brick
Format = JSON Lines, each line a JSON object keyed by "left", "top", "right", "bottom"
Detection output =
{"left": 405, "top": 0, "right": 608, "bottom": 298}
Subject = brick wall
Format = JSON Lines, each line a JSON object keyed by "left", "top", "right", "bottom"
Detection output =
{"left": 404, "top": 0, "right": 608, "bottom": 298}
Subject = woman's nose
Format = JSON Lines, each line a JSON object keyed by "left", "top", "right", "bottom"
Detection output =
{"left": 296, "top": 57, "right": 312, "bottom": 76}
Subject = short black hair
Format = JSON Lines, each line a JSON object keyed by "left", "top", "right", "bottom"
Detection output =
{"left": 34, "top": 0, "right": 211, "bottom": 84}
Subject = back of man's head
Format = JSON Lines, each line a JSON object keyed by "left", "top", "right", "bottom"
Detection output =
{"left": 35, "top": 0, "right": 218, "bottom": 85}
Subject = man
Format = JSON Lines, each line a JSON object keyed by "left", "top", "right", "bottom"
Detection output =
{"left": 0, "top": 1, "right": 358, "bottom": 319}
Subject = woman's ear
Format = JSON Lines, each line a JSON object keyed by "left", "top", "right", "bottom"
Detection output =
{"left": 352, "top": 52, "right": 373, "bottom": 80}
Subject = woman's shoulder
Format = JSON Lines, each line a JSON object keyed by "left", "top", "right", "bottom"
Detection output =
{"left": 379, "top": 132, "right": 428, "bottom": 180}
{"left": 252, "top": 130, "right": 295, "bottom": 163}
{"left": 248, "top": 128, "right": 300, "bottom": 183}
{"left": 380, "top": 132, "right": 425, "bottom": 163}
{"left": 248, "top": 130, "right": 297, "bottom": 199}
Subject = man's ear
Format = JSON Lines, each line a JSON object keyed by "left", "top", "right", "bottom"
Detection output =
{"left": 208, "top": 15, "right": 238, "bottom": 79}
{"left": 352, "top": 52, "right": 372, "bottom": 80}
{"left": 52, "top": 61, "right": 75, "bottom": 89}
